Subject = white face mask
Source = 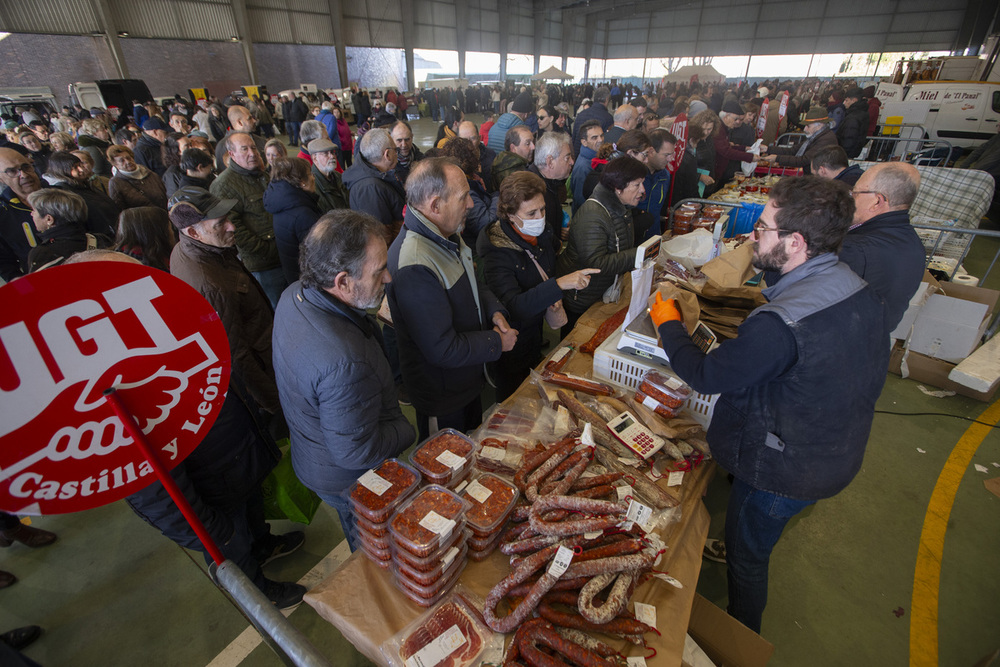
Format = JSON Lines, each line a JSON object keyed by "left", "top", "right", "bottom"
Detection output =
{"left": 516, "top": 214, "right": 546, "bottom": 237}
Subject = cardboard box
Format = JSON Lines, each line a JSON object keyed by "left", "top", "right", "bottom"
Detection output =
{"left": 907, "top": 282, "right": 998, "bottom": 362}
{"left": 684, "top": 594, "right": 775, "bottom": 667}
{"left": 890, "top": 273, "right": 940, "bottom": 340}
{"left": 889, "top": 342, "right": 1000, "bottom": 402}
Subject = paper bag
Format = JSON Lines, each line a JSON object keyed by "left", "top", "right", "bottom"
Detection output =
{"left": 648, "top": 281, "right": 701, "bottom": 336}
{"left": 701, "top": 242, "right": 757, "bottom": 289}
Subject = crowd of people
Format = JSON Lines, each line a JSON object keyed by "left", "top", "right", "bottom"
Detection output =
{"left": 0, "top": 68, "right": 984, "bottom": 650}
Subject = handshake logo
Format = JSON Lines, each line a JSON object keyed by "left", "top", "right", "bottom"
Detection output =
{"left": 0, "top": 272, "right": 231, "bottom": 515}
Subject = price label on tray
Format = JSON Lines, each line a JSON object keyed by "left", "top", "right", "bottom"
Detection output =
{"left": 480, "top": 446, "right": 506, "bottom": 461}
{"left": 464, "top": 479, "right": 493, "bottom": 504}
{"left": 626, "top": 657, "right": 648, "bottom": 667}
{"left": 641, "top": 395, "right": 661, "bottom": 412}
{"left": 358, "top": 470, "right": 392, "bottom": 496}
{"left": 626, "top": 499, "right": 653, "bottom": 526}
{"left": 653, "top": 572, "right": 684, "bottom": 589}
{"left": 419, "top": 510, "right": 457, "bottom": 539}
{"left": 436, "top": 450, "right": 466, "bottom": 470}
{"left": 441, "top": 546, "right": 460, "bottom": 567}
{"left": 403, "top": 624, "right": 467, "bottom": 667}
{"left": 581, "top": 423, "right": 596, "bottom": 446}
{"left": 547, "top": 545, "right": 575, "bottom": 577}
{"left": 634, "top": 601, "right": 657, "bottom": 627}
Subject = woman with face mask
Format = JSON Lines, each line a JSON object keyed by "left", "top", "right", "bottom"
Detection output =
{"left": 477, "top": 171, "right": 599, "bottom": 400}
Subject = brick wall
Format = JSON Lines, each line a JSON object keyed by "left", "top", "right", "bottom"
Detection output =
{"left": 119, "top": 38, "right": 249, "bottom": 100}
{"left": 0, "top": 33, "right": 119, "bottom": 107}
{"left": 253, "top": 43, "right": 342, "bottom": 92}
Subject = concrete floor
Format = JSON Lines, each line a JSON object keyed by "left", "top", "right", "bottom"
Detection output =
{"left": 3, "top": 115, "right": 999, "bottom": 666}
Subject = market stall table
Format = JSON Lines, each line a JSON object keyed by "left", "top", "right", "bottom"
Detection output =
{"left": 304, "top": 294, "right": 716, "bottom": 666}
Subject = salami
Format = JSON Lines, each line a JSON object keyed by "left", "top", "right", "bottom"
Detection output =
{"left": 544, "top": 345, "right": 575, "bottom": 372}
{"left": 541, "top": 371, "right": 615, "bottom": 397}
{"left": 578, "top": 572, "right": 633, "bottom": 624}
{"left": 580, "top": 306, "right": 628, "bottom": 355}
{"left": 517, "top": 618, "right": 614, "bottom": 667}
{"left": 592, "top": 446, "right": 679, "bottom": 510}
{"left": 537, "top": 598, "right": 654, "bottom": 645}
{"left": 556, "top": 391, "right": 635, "bottom": 459}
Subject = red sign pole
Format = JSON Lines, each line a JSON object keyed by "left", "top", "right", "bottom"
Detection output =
{"left": 103, "top": 387, "right": 226, "bottom": 565}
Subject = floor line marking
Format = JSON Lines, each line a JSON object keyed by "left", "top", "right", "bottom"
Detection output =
{"left": 909, "top": 399, "right": 1000, "bottom": 667}
{"left": 206, "top": 539, "right": 351, "bottom": 667}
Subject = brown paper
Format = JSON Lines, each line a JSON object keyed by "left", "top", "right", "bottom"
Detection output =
{"left": 986, "top": 476, "right": 1000, "bottom": 499}
{"left": 701, "top": 242, "right": 757, "bottom": 289}
{"left": 648, "top": 281, "right": 701, "bottom": 335}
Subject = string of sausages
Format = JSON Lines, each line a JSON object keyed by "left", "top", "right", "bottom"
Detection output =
{"left": 489, "top": 435, "right": 664, "bottom": 666}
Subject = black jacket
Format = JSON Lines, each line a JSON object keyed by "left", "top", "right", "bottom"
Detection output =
{"left": 134, "top": 133, "right": 166, "bottom": 176}
{"left": 263, "top": 179, "right": 322, "bottom": 283}
{"left": 527, "top": 164, "right": 568, "bottom": 248}
{"left": 27, "top": 223, "right": 111, "bottom": 272}
{"left": 557, "top": 182, "right": 635, "bottom": 315}
{"left": 342, "top": 154, "right": 406, "bottom": 239}
{"left": 837, "top": 99, "right": 871, "bottom": 158}
{"left": 0, "top": 186, "right": 40, "bottom": 280}
{"left": 51, "top": 179, "right": 121, "bottom": 238}
{"left": 671, "top": 148, "right": 701, "bottom": 207}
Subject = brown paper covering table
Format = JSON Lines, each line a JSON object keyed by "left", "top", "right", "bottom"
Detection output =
{"left": 304, "top": 295, "right": 715, "bottom": 667}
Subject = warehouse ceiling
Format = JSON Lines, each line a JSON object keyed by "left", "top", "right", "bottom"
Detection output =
{"left": 0, "top": 0, "right": 993, "bottom": 59}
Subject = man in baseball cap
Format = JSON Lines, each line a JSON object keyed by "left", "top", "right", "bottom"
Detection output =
{"left": 135, "top": 116, "right": 169, "bottom": 175}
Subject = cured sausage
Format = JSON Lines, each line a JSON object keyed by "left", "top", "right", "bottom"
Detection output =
{"left": 499, "top": 534, "right": 561, "bottom": 556}
{"left": 571, "top": 472, "right": 624, "bottom": 490}
{"left": 571, "top": 484, "right": 616, "bottom": 499}
{"left": 578, "top": 572, "right": 633, "bottom": 624}
{"left": 484, "top": 540, "right": 581, "bottom": 633}
{"left": 592, "top": 446, "right": 679, "bottom": 510}
{"left": 544, "top": 345, "right": 575, "bottom": 373}
{"left": 580, "top": 306, "right": 629, "bottom": 355}
{"left": 562, "top": 552, "right": 656, "bottom": 579}
{"left": 517, "top": 618, "right": 614, "bottom": 667}
{"left": 528, "top": 495, "right": 627, "bottom": 537}
{"left": 552, "top": 628, "right": 623, "bottom": 662}
{"left": 556, "top": 391, "right": 635, "bottom": 459}
{"left": 537, "top": 598, "right": 653, "bottom": 645}
{"left": 541, "top": 371, "right": 615, "bottom": 397}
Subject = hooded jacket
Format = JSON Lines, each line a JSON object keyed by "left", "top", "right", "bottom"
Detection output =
{"left": 491, "top": 151, "right": 529, "bottom": 191}
{"left": 263, "top": 179, "right": 322, "bottom": 283}
{"left": 837, "top": 99, "right": 871, "bottom": 158}
{"left": 135, "top": 133, "right": 166, "bottom": 176}
{"left": 487, "top": 113, "right": 526, "bottom": 154}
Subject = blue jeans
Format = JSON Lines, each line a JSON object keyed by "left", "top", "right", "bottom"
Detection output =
{"left": 251, "top": 267, "right": 288, "bottom": 310}
{"left": 286, "top": 121, "right": 302, "bottom": 146}
{"left": 724, "top": 477, "right": 815, "bottom": 633}
{"left": 318, "top": 491, "right": 358, "bottom": 553}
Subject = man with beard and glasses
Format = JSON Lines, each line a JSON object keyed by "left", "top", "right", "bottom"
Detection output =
{"left": 272, "top": 210, "right": 414, "bottom": 552}
{"left": 648, "top": 176, "right": 887, "bottom": 634}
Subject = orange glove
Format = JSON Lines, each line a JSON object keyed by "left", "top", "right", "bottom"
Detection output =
{"left": 649, "top": 293, "right": 682, "bottom": 329}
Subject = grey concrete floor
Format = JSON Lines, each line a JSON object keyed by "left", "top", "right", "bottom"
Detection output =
{"left": 2, "top": 116, "right": 999, "bottom": 666}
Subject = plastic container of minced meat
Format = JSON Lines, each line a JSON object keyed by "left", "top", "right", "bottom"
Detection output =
{"left": 389, "top": 485, "right": 471, "bottom": 559}
{"left": 392, "top": 527, "right": 471, "bottom": 573}
{"left": 359, "top": 534, "right": 392, "bottom": 569}
{"left": 460, "top": 473, "right": 519, "bottom": 539}
{"left": 394, "top": 541, "right": 469, "bottom": 588}
{"left": 357, "top": 523, "right": 393, "bottom": 551}
{"left": 638, "top": 369, "right": 692, "bottom": 409}
{"left": 468, "top": 530, "right": 504, "bottom": 561}
{"left": 355, "top": 512, "right": 391, "bottom": 538}
{"left": 634, "top": 388, "right": 682, "bottom": 419}
{"left": 392, "top": 549, "right": 468, "bottom": 606}
{"left": 349, "top": 458, "right": 422, "bottom": 524}
{"left": 409, "top": 429, "right": 476, "bottom": 487}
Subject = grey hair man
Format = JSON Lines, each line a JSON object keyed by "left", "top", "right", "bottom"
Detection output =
{"left": 388, "top": 158, "right": 516, "bottom": 440}
{"left": 342, "top": 127, "right": 406, "bottom": 245}
{"left": 604, "top": 104, "right": 637, "bottom": 146}
{"left": 297, "top": 120, "right": 327, "bottom": 162}
{"left": 491, "top": 125, "right": 535, "bottom": 190}
{"left": 272, "top": 210, "right": 415, "bottom": 553}
{"left": 528, "top": 132, "right": 574, "bottom": 240}
{"left": 308, "top": 138, "right": 349, "bottom": 212}
{"left": 391, "top": 120, "right": 424, "bottom": 183}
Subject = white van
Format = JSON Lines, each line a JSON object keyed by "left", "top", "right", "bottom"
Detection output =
{"left": 879, "top": 81, "right": 1000, "bottom": 150}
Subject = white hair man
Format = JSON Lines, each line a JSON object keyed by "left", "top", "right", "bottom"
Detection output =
{"left": 604, "top": 104, "right": 638, "bottom": 147}
{"left": 527, "top": 132, "right": 574, "bottom": 241}
{"left": 342, "top": 127, "right": 406, "bottom": 245}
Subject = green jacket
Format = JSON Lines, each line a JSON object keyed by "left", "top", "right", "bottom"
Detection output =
{"left": 491, "top": 151, "right": 529, "bottom": 191}
{"left": 210, "top": 162, "right": 279, "bottom": 272}
{"left": 312, "top": 164, "right": 349, "bottom": 213}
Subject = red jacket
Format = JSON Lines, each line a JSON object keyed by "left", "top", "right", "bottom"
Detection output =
{"left": 713, "top": 124, "right": 755, "bottom": 181}
{"left": 867, "top": 98, "right": 881, "bottom": 136}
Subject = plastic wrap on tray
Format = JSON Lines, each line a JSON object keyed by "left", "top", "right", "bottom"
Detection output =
{"left": 634, "top": 388, "right": 682, "bottom": 419}
{"left": 355, "top": 512, "right": 390, "bottom": 538}
{"left": 389, "top": 485, "right": 471, "bottom": 559}
{"left": 467, "top": 530, "right": 504, "bottom": 561}
{"left": 392, "top": 527, "right": 471, "bottom": 573}
{"left": 359, "top": 535, "right": 392, "bottom": 569}
{"left": 394, "top": 542, "right": 469, "bottom": 588}
{"left": 357, "top": 523, "right": 392, "bottom": 551}
{"left": 348, "top": 458, "right": 421, "bottom": 524}
{"left": 460, "top": 474, "right": 519, "bottom": 539}
{"left": 639, "top": 369, "right": 692, "bottom": 409}
{"left": 393, "top": 555, "right": 467, "bottom": 606}
{"left": 410, "top": 429, "right": 476, "bottom": 486}
{"left": 474, "top": 437, "right": 526, "bottom": 477}
{"left": 381, "top": 586, "right": 501, "bottom": 667}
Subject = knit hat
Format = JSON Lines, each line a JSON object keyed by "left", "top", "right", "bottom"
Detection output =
{"left": 721, "top": 100, "right": 744, "bottom": 116}
{"left": 168, "top": 186, "right": 236, "bottom": 230}
{"left": 802, "top": 107, "right": 830, "bottom": 124}
{"left": 845, "top": 87, "right": 863, "bottom": 100}
{"left": 512, "top": 92, "right": 534, "bottom": 114}
{"left": 142, "top": 117, "right": 168, "bottom": 131}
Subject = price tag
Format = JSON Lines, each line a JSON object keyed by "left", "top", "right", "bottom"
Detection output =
{"left": 441, "top": 546, "right": 460, "bottom": 567}
{"left": 616, "top": 485, "right": 634, "bottom": 501}
{"left": 547, "top": 545, "right": 575, "bottom": 577}
{"left": 626, "top": 657, "right": 648, "bottom": 667}
{"left": 436, "top": 450, "right": 466, "bottom": 470}
{"left": 626, "top": 499, "right": 653, "bottom": 526}
{"left": 652, "top": 573, "right": 684, "bottom": 589}
{"left": 634, "top": 601, "right": 657, "bottom": 627}
{"left": 583, "top": 531, "right": 603, "bottom": 540}
{"left": 453, "top": 479, "right": 469, "bottom": 494}
{"left": 358, "top": 470, "right": 391, "bottom": 496}
{"left": 464, "top": 479, "right": 493, "bottom": 504}
{"left": 419, "top": 511, "right": 457, "bottom": 539}
{"left": 480, "top": 446, "right": 506, "bottom": 461}
{"left": 642, "top": 395, "right": 661, "bottom": 411}
{"left": 403, "top": 624, "right": 467, "bottom": 667}
{"left": 581, "top": 423, "right": 596, "bottom": 446}
{"left": 665, "top": 375, "right": 683, "bottom": 390}
{"left": 617, "top": 456, "right": 641, "bottom": 467}
{"left": 667, "top": 471, "right": 684, "bottom": 487}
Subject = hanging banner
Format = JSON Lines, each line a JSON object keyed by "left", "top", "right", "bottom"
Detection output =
{"left": 668, "top": 114, "right": 688, "bottom": 174}
{"left": 0, "top": 263, "right": 232, "bottom": 515}
{"left": 777, "top": 91, "right": 790, "bottom": 127}
{"left": 756, "top": 98, "right": 769, "bottom": 139}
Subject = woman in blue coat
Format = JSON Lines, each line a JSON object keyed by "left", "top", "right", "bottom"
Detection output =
{"left": 264, "top": 156, "right": 322, "bottom": 283}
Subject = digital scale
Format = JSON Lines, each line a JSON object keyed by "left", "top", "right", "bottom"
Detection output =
{"left": 616, "top": 311, "right": 719, "bottom": 364}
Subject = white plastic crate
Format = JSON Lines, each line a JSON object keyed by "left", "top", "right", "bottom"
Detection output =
{"left": 593, "top": 328, "right": 718, "bottom": 429}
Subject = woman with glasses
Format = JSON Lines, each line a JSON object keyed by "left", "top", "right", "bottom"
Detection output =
{"left": 535, "top": 105, "right": 558, "bottom": 136}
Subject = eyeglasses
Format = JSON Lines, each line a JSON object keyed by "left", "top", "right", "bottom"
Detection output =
{"left": 2, "top": 163, "right": 33, "bottom": 178}
{"left": 851, "top": 189, "right": 884, "bottom": 199}
{"left": 537, "top": 115, "right": 550, "bottom": 120}
{"left": 753, "top": 220, "right": 793, "bottom": 236}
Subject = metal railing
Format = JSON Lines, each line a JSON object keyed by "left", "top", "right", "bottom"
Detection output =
{"left": 912, "top": 222, "right": 1000, "bottom": 283}
{"left": 772, "top": 126, "right": 955, "bottom": 166}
